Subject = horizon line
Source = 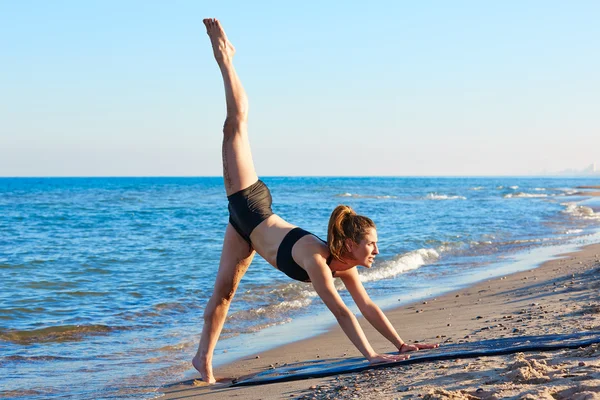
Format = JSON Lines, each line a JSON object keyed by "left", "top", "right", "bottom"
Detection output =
{"left": 1, "top": 174, "right": 599, "bottom": 179}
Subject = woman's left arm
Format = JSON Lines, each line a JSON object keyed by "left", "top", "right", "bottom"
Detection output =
{"left": 338, "top": 268, "right": 438, "bottom": 353}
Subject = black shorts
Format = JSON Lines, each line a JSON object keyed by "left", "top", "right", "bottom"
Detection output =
{"left": 227, "top": 180, "right": 274, "bottom": 245}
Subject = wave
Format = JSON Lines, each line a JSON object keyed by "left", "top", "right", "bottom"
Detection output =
{"left": 0, "top": 389, "right": 46, "bottom": 398}
{"left": 564, "top": 229, "right": 583, "bottom": 234}
{"left": 557, "top": 188, "right": 579, "bottom": 196}
{"left": 23, "top": 280, "right": 79, "bottom": 290}
{"left": 431, "top": 235, "right": 562, "bottom": 258}
{"left": 425, "top": 193, "right": 466, "bottom": 200}
{"left": 335, "top": 193, "right": 397, "bottom": 199}
{"left": 226, "top": 248, "right": 441, "bottom": 330}
{"left": 504, "top": 192, "right": 549, "bottom": 198}
{"left": 0, "top": 354, "right": 89, "bottom": 362}
{"left": 561, "top": 202, "right": 599, "bottom": 219}
{"left": 0, "top": 324, "right": 116, "bottom": 344}
{"left": 360, "top": 248, "right": 440, "bottom": 283}
{"left": 153, "top": 302, "right": 188, "bottom": 313}
{"left": 469, "top": 187, "right": 485, "bottom": 191}
{"left": 239, "top": 318, "right": 293, "bottom": 334}
{"left": 227, "top": 295, "right": 314, "bottom": 323}
{"left": 0, "top": 307, "right": 46, "bottom": 316}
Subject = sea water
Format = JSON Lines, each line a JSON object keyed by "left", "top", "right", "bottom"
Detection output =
{"left": 1, "top": 177, "right": 599, "bottom": 399}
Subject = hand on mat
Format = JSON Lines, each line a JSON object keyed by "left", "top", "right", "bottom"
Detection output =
{"left": 398, "top": 342, "right": 440, "bottom": 353}
{"left": 368, "top": 353, "right": 410, "bottom": 364}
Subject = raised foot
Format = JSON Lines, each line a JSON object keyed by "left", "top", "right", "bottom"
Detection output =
{"left": 192, "top": 355, "right": 216, "bottom": 384}
{"left": 203, "top": 18, "right": 235, "bottom": 64}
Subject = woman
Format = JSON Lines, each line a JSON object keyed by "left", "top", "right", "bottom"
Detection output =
{"left": 194, "top": 18, "right": 438, "bottom": 383}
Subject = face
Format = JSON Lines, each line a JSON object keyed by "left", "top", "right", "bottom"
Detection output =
{"left": 348, "top": 228, "right": 379, "bottom": 268}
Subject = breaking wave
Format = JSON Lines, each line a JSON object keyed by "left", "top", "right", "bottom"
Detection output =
{"left": 424, "top": 193, "right": 466, "bottom": 200}
{"left": 336, "top": 193, "right": 397, "bottom": 199}
{"left": 504, "top": 192, "right": 549, "bottom": 198}
{"left": 361, "top": 248, "right": 440, "bottom": 283}
{"left": 561, "top": 202, "right": 599, "bottom": 219}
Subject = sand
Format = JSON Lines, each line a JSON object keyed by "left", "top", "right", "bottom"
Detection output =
{"left": 160, "top": 243, "right": 600, "bottom": 400}
{"left": 573, "top": 187, "right": 600, "bottom": 197}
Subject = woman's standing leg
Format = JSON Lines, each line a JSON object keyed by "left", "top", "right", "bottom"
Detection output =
{"left": 193, "top": 224, "right": 254, "bottom": 383}
{"left": 193, "top": 19, "right": 258, "bottom": 383}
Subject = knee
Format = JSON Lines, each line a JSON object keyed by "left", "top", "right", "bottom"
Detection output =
{"left": 205, "top": 286, "right": 236, "bottom": 314}
{"left": 222, "top": 116, "right": 247, "bottom": 137}
{"left": 204, "top": 294, "right": 233, "bottom": 322}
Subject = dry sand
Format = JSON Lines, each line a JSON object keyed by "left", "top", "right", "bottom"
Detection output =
{"left": 160, "top": 243, "right": 600, "bottom": 400}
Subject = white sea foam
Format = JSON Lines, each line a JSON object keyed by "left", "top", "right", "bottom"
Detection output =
{"left": 509, "top": 186, "right": 519, "bottom": 190}
{"left": 561, "top": 202, "right": 599, "bottom": 219}
{"left": 425, "top": 193, "right": 466, "bottom": 200}
{"left": 496, "top": 186, "right": 504, "bottom": 189}
{"left": 242, "top": 318, "right": 293, "bottom": 333}
{"left": 557, "top": 188, "right": 579, "bottom": 196}
{"left": 335, "top": 193, "right": 397, "bottom": 199}
{"left": 504, "top": 238, "right": 545, "bottom": 245}
{"left": 469, "top": 240, "right": 493, "bottom": 246}
{"left": 229, "top": 296, "right": 314, "bottom": 322}
{"left": 360, "top": 248, "right": 440, "bottom": 283}
{"left": 437, "top": 241, "right": 468, "bottom": 253}
{"left": 534, "top": 188, "right": 546, "bottom": 191}
{"left": 469, "top": 187, "right": 485, "bottom": 191}
{"left": 504, "top": 192, "right": 549, "bottom": 198}
{"left": 565, "top": 229, "right": 583, "bottom": 234}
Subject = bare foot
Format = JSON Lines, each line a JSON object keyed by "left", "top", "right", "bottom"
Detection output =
{"left": 369, "top": 353, "right": 410, "bottom": 365}
{"left": 192, "top": 354, "right": 216, "bottom": 384}
{"left": 203, "top": 18, "right": 235, "bottom": 65}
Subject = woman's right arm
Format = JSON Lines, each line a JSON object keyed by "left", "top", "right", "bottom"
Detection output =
{"left": 304, "top": 255, "right": 408, "bottom": 364}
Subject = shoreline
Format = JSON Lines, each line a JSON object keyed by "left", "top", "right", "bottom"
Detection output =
{"left": 160, "top": 242, "right": 600, "bottom": 399}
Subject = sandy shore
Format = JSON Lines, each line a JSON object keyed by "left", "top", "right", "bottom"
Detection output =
{"left": 160, "top": 243, "right": 600, "bottom": 400}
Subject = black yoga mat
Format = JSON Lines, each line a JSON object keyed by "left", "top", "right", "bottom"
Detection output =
{"left": 232, "top": 331, "right": 600, "bottom": 386}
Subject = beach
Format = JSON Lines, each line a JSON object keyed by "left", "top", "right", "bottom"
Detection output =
{"left": 161, "top": 242, "right": 600, "bottom": 400}
{"left": 2, "top": 177, "right": 599, "bottom": 399}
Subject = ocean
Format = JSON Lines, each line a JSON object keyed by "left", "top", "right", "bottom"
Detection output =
{"left": 1, "top": 176, "right": 599, "bottom": 399}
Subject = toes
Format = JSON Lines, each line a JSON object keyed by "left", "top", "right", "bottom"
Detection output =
{"left": 204, "top": 18, "right": 215, "bottom": 31}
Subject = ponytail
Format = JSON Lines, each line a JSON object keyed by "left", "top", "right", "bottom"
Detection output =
{"left": 327, "top": 205, "right": 375, "bottom": 261}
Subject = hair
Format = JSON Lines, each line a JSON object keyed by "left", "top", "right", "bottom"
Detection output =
{"left": 327, "top": 205, "right": 376, "bottom": 261}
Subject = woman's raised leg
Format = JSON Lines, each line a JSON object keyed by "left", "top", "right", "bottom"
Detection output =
{"left": 204, "top": 18, "right": 258, "bottom": 195}
{"left": 193, "top": 223, "right": 255, "bottom": 383}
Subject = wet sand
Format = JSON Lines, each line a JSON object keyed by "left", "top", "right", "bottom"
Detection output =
{"left": 161, "top": 243, "right": 600, "bottom": 399}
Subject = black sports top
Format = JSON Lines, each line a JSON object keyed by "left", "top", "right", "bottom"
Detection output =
{"left": 275, "top": 227, "right": 334, "bottom": 282}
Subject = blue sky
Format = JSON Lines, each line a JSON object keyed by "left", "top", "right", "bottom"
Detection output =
{"left": 1, "top": 1, "right": 598, "bottom": 176}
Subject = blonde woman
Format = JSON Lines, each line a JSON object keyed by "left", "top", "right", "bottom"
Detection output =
{"left": 195, "top": 18, "right": 438, "bottom": 383}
